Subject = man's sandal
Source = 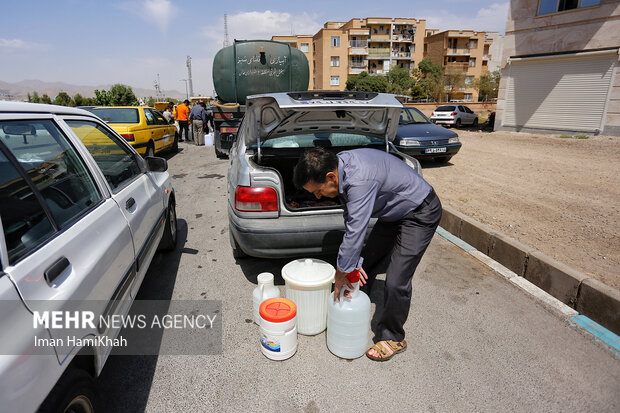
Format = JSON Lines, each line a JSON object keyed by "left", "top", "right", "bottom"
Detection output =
{"left": 366, "top": 340, "right": 407, "bottom": 361}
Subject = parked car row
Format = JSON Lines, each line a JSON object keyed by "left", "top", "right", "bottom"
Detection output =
{"left": 0, "top": 102, "right": 177, "bottom": 412}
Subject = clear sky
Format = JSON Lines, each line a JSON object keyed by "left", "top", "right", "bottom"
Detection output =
{"left": 1, "top": 0, "right": 508, "bottom": 96}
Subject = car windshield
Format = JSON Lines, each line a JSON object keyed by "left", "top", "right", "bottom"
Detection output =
{"left": 435, "top": 105, "right": 456, "bottom": 112}
{"left": 400, "top": 108, "right": 430, "bottom": 124}
{"left": 90, "top": 108, "right": 139, "bottom": 123}
{"left": 255, "top": 133, "right": 384, "bottom": 149}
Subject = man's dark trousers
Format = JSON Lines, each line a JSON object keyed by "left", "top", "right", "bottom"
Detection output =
{"left": 361, "top": 191, "right": 442, "bottom": 342}
{"left": 178, "top": 120, "right": 190, "bottom": 142}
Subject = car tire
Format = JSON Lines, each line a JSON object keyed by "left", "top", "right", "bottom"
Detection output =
{"left": 435, "top": 155, "right": 453, "bottom": 163}
{"left": 215, "top": 147, "right": 228, "bottom": 159}
{"left": 171, "top": 132, "right": 179, "bottom": 153}
{"left": 158, "top": 199, "right": 177, "bottom": 251}
{"left": 455, "top": 119, "right": 461, "bottom": 128}
{"left": 229, "top": 227, "right": 247, "bottom": 259}
{"left": 38, "top": 368, "right": 99, "bottom": 413}
{"left": 145, "top": 142, "right": 155, "bottom": 158}
{"left": 473, "top": 118, "right": 478, "bottom": 126}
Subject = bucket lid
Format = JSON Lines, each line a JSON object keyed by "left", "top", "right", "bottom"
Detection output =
{"left": 281, "top": 258, "right": 335, "bottom": 289}
{"left": 260, "top": 298, "right": 297, "bottom": 323}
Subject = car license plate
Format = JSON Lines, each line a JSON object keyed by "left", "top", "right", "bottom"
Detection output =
{"left": 425, "top": 147, "right": 447, "bottom": 154}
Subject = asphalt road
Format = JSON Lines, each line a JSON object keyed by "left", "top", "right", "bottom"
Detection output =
{"left": 97, "top": 143, "right": 619, "bottom": 412}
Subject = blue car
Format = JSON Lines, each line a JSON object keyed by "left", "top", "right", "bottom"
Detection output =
{"left": 394, "top": 107, "right": 461, "bottom": 163}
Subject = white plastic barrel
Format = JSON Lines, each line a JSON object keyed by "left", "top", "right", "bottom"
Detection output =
{"left": 327, "top": 271, "right": 371, "bottom": 359}
{"left": 281, "top": 258, "right": 335, "bottom": 335}
{"left": 252, "top": 272, "right": 280, "bottom": 324}
{"left": 259, "top": 298, "right": 297, "bottom": 361}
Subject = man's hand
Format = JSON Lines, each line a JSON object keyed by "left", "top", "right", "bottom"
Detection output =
{"left": 333, "top": 270, "right": 353, "bottom": 302}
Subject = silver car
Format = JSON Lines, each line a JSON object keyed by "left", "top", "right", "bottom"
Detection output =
{"left": 0, "top": 102, "right": 177, "bottom": 412}
{"left": 227, "top": 91, "right": 422, "bottom": 258}
{"left": 430, "top": 104, "right": 479, "bottom": 127}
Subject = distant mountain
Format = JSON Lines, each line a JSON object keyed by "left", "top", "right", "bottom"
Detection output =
{"left": 0, "top": 79, "right": 186, "bottom": 101}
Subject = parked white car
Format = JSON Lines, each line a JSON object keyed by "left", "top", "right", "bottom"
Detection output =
{"left": 0, "top": 102, "right": 177, "bottom": 412}
{"left": 430, "top": 104, "right": 478, "bottom": 127}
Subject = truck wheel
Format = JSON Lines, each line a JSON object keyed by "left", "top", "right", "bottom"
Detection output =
{"left": 38, "top": 368, "right": 99, "bottom": 413}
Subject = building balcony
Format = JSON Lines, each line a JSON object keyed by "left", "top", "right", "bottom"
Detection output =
{"left": 349, "top": 48, "right": 368, "bottom": 55}
{"left": 349, "top": 67, "right": 367, "bottom": 75}
{"left": 368, "top": 35, "right": 391, "bottom": 41}
{"left": 349, "top": 40, "right": 368, "bottom": 48}
{"left": 392, "top": 35, "right": 413, "bottom": 42}
{"left": 368, "top": 48, "right": 391, "bottom": 58}
{"left": 349, "top": 60, "right": 368, "bottom": 68}
{"left": 446, "top": 48, "right": 471, "bottom": 56}
{"left": 369, "top": 69, "right": 385, "bottom": 75}
{"left": 392, "top": 52, "right": 412, "bottom": 58}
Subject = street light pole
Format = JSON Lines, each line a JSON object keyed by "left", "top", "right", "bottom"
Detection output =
{"left": 179, "top": 79, "right": 189, "bottom": 100}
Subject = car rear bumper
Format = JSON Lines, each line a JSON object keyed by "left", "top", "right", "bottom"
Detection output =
{"left": 395, "top": 143, "right": 461, "bottom": 158}
{"left": 228, "top": 204, "right": 376, "bottom": 258}
{"left": 431, "top": 118, "right": 456, "bottom": 125}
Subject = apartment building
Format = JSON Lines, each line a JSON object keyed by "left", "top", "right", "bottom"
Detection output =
{"left": 496, "top": 0, "right": 619, "bottom": 136}
{"left": 268, "top": 35, "right": 314, "bottom": 90}
{"left": 423, "top": 30, "right": 494, "bottom": 102}
{"left": 273, "top": 17, "right": 426, "bottom": 90}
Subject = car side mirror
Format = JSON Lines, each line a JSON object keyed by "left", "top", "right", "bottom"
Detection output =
{"left": 145, "top": 156, "right": 168, "bottom": 172}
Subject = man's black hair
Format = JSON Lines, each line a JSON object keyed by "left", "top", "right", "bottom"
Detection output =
{"left": 293, "top": 147, "right": 338, "bottom": 189}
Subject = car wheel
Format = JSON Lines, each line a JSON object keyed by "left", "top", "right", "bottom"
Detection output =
{"left": 38, "top": 369, "right": 99, "bottom": 413}
{"left": 171, "top": 132, "right": 179, "bottom": 153}
{"left": 455, "top": 119, "right": 461, "bottom": 128}
{"left": 473, "top": 118, "right": 478, "bottom": 126}
{"left": 215, "top": 147, "right": 228, "bottom": 159}
{"left": 229, "top": 227, "right": 247, "bottom": 259}
{"left": 435, "top": 155, "right": 453, "bottom": 163}
{"left": 158, "top": 199, "right": 177, "bottom": 251}
{"left": 145, "top": 142, "right": 155, "bottom": 158}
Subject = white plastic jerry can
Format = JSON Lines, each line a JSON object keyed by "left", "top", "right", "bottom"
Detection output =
{"left": 253, "top": 272, "right": 281, "bottom": 324}
{"left": 327, "top": 270, "right": 371, "bottom": 359}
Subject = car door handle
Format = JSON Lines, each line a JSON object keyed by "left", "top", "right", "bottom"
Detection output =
{"left": 44, "top": 256, "right": 70, "bottom": 284}
{"left": 126, "top": 197, "right": 136, "bottom": 210}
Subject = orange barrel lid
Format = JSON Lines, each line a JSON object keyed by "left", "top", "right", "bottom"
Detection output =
{"left": 259, "top": 298, "right": 297, "bottom": 323}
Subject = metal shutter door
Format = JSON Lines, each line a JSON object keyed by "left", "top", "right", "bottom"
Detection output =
{"left": 503, "top": 53, "right": 616, "bottom": 132}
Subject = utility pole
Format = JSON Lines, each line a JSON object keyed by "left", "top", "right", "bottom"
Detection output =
{"left": 186, "top": 56, "right": 194, "bottom": 98}
{"left": 179, "top": 79, "right": 189, "bottom": 100}
{"left": 153, "top": 73, "right": 162, "bottom": 100}
{"left": 223, "top": 14, "right": 230, "bottom": 47}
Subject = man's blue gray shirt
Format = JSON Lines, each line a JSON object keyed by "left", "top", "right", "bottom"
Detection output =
{"left": 336, "top": 148, "right": 432, "bottom": 273}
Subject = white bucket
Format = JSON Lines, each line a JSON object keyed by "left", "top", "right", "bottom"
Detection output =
{"left": 259, "top": 298, "right": 297, "bottom": 361}
{"left": 204, "top": 132, "right": 214, "bottom": 146}
{"left": 282, "top": 258, "right": 335, "bottom": 335}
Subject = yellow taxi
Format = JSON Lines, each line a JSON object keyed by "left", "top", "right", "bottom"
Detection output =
{"left": 89, "top": 106, "right": 178, "bottom": 156}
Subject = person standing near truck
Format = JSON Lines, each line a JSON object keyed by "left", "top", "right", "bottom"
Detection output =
{"left": 176, "top": 99, "right": 191, "bottom": 142}
{"left": 189, "top": 102, "right": 207, "bottom": 146}
{"left": 293, "top": 147, "right": 442, "bottom": 362}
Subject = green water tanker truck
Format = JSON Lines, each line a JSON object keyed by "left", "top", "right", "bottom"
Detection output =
{"left": 211, "top": 40, "right": 310, "bottom": 158}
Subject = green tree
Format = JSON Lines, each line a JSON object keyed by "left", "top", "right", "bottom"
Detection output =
{"left": 73, "top": 93, "right": 92, "bottom": 107}
{"left": 345, "top": 72, "right": 389, "bottom": 93}
{"left": 417, "top": 58, "right": 443, "bottom": 78}
{"left": 443, "top": 65, "right": 466, "bottom": 102}
{"left": 108, "top": 84, "right": 139, "bottom": 106}
{"left": 412, "top": 58, "right": 444, "bottom": 102}
{"left": 54, "top": 92, "right": 74, "bottom": 106}
{"left": 386, "top": 65, "right": 414, "bottom": 95}
{"left": 40, "top": 94, "right": 52, "bottom": 104}
{"left": 93, "top": 89, "right": 110, "bottom": 106}
{"left": 28, "top": 91, "right": 41, "bottom": 103}
{"left": 475, "top": 70, "right": 500, "bottom": 101}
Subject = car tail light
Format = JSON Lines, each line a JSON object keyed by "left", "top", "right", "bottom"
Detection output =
{"left": 214, "top": 113, "right": 233, "bottom": 119}
{"left": 121, "top": 134, "right": 135, "bottom": 141}
{"left": 235, "top": 186, "right": 278, "bottom": 212}
{"left": 450, "top": 112, "right": 457, "bottom": 116}
{"left": 220, "top": 127, "right": 238, "bottom": 133}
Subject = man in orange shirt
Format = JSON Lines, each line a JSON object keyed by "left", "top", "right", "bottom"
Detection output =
{"left": 176, "top": 99, "right": 191, "bottom": 142}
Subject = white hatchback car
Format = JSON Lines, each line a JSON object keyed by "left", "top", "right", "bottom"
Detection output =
{"left": 0, "top": 102, "right": 176, "bottom": 412}
{"left": 430, "top": 104, "right": 478, "bottom": 127}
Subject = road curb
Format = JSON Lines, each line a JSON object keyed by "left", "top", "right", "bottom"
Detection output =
{"left": 439, "top": 205, "right": 620, "bottom": 335}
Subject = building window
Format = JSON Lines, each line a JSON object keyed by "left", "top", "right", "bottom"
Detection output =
{"left": 538, "top": 0, "right": 600, "bottom": 15}
{"left": 468, "top": 39, "right": 478, "bottom": 49}
{"left": 330, "top": 76, "right": 339, "bottom": 86}
{"left": 465, "top": 76, "right": 474, "bottom": 86}
{"left": 469, "top": 58, "right": 476, "bottom": 67}
{"left": 411, "top": 44, "right": 415, "bottom": 53}
{"left": 300, "top": 43, "right": 309, "bottom": 53}
{"left": 379, "top": 25, "right": 384, "bottom": 31}
{"left": 331, "top": 56, "right": 340, "bottom": 67}
{"left": 331, "top": 36, "right": 340, "bottom": 47}
{"left": 464, "top": 93, "right": 473, "bottom": 101}
{"left": 373, "top": 28, "right": 378, "bottom": 34}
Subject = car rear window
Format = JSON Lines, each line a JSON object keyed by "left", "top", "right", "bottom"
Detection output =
{"left": 258, "top": 133, "right": 384, "bottom": 149}
{"left": 435, "top": 106, "right": 455, "bottom": 112}
{"left": 90, "top": 108, "right": 139, "bottom": 123}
